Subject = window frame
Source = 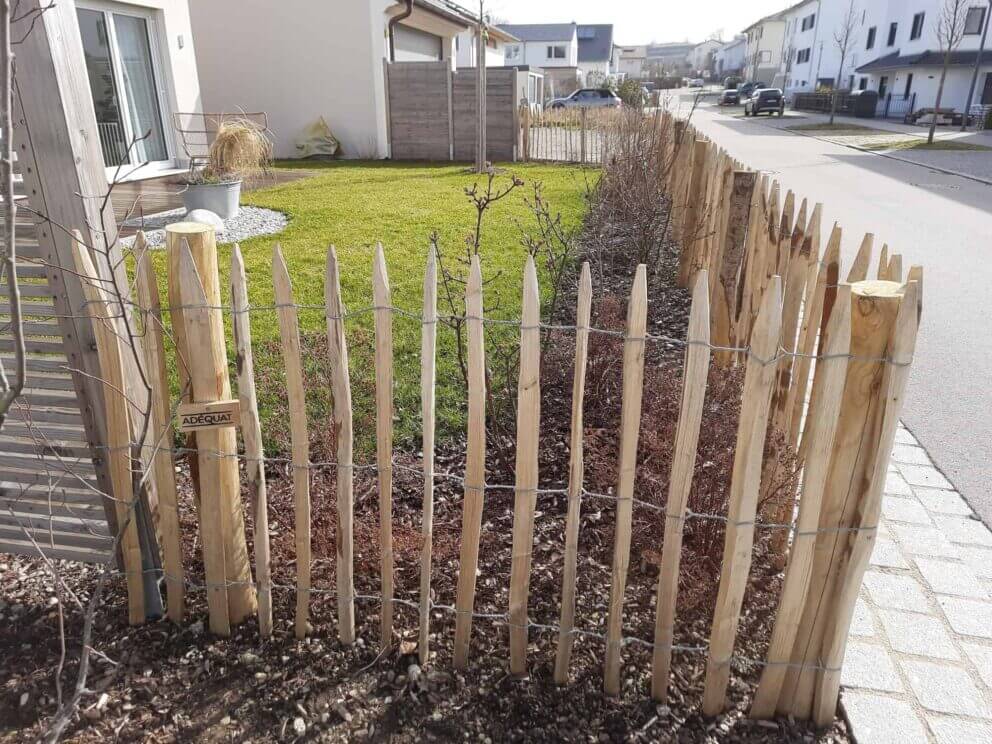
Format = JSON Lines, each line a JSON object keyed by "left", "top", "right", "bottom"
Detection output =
{"left": 965, "top": 6, "right": 987, "bottom": 35}
{"left": 866, "top": 26, "right": 876, "bottom": 49}
{"left": 547, "top": 44, "right": 566, "bottom": 59}
{"left": 887, "top": 22, "right": 898, "bottom": 46}
{"left": 910, "top": 12, "right": 925, "bottom": 40}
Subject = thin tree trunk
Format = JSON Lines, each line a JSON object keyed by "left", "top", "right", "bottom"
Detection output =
{"left": 828, "top": 55, "right": 846, "bottom": 125}
{"left": 929, "top": 57, "right": 951, "bottom": 144}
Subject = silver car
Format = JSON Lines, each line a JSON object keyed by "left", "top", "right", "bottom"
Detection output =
{"left": 548, "top": 88, "right": 622, "bottom": 109}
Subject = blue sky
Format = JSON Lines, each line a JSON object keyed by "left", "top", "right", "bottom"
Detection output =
{"left": 481, "top": 0, "right": 789, "bottom": 44}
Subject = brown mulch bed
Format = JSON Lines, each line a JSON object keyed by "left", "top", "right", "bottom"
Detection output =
{"left": 0, "top": 188, "right": 848, "bottom": 743}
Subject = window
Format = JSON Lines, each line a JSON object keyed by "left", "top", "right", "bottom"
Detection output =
{"left": 506, "top": 44, "right": 520, "bottom": 60}
{"left": 910, "top": 12, "right": 925, "bottom": 40}
{"left": 879, "top": 75, "right": 888, "bottom": 97}
{"left": 577, "top": 27, "right": 596, "bottom": 39}
{"left": 866, "top": 26, "right": 876, "bottom": 49}
{"left": 801, "top": 13, "right": 816, "bottom": 31}
{"left": 887, "top": 22, "right": 898, "bottom": 45}
{"left": 547, "top": 44, "right": 565, "bottom": 59}
{"left": 965, "top": 6, "right": 987, "bottom": 35}
{"left": 859, "top": 77, "right": 868, "bottom": 90}
{"left": 797, "top": 47, "right": 811, "bottom": 64}
{"left": 904, "top": 72, "right": 914, "bottom": 98}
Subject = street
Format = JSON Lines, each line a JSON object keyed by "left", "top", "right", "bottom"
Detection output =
{"left": 684, "top": 99, "right": 992, "bottom": 527}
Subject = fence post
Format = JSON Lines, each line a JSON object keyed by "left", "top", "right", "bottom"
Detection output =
{"left": 677, "top": 139, "right": 709, "bottom": 287}
{"left": 174, "top": 243, "right": 231, "bottom": 636}
{"left": 509, "top": 256, "right": 542, "bottom": 675}
{"left": 134, "top": 235, "right": 184, "bottom": 624}
{"left": 553, "top": 262, "right": 592, "bottom": 684}
{"left": 454, "top": 256, "right": 487, "bottom": 668}
{"left": 71, "top": 236, "right": 146, "bottom": 626}
{"left": 702, "top": 276, "right": 782, "bottom": 716}
{"left": 273, "top": 246, "right": 311, "bottom": 639}
{"left": 604, "top": 265, "right": 648, "bottom": 696}
{"left": 373, "top": 244, "right": 395, "bottom": 651}
{"left": 167, "top": 223, "right": 256, "bottom": 627}
{"left": 780, "top": 278, "right": 906, "bottom": 718}
{"left": 580, "top": 108, "right": 587, "bottom": 165}
{"left": 521, "top": 102, "right": 531, "bottom": 162}
{"left": 651, "top": 271, "right": 710, "bottom": 701}
{"left": 750, "top": 285, "right": 851, "bottom": 718}
{"left": 418, "top": 244, "right": 438, "bottom": 664}
{"left": 230, "top": 245, "right": 273, "bottom": 638}
{"left": 812, "top": 280, "right": 920, "bottom": 725}
{"left": 325, "top": 246, "right": 355, "bottom": 645}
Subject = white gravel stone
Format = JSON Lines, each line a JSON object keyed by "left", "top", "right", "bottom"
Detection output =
{"left": 122, "top": 206, "right": 287, "bottom": 248}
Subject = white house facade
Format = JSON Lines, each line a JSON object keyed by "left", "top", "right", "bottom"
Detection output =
{"left": 617, "top": 45, "right": 648, "bottom": 79}
{"left": 74, "top": 0, "right": 203, "bottom": 180}
{"left": 749, "top": 0, "right": 992, "bottom": 113}
{"left": 454, "top": 24, "right": 517, "bottom": 68}
{"left": 715, "top": 36, "right": 748, "bottom": 78}
{"left": 854, "top": 0, "right": 992, "bottom": 113}
{"left": 688, "top": 39, "right": 722, "bottom": 75}
{"left": 743, "top": 10, "right": 788, "bottom": 83}
{"left": 190, "top": 0, "right": 480, "bottom": 160}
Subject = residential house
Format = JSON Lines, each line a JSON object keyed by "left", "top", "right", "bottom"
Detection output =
{"left": 747, "top": 0, "right": 992, "bottom": 114}
{"left": 499, "top": 23, "right": 581, "bottom": 98}
{"left": 577, "top": 24, "right": 616, "bottom": 84}
{"left": 645, "top": 42, "right": 696, "bottom": 76}
{"left": 854, "top": 0, "right": 992, "bottom": 113}
{"left": 190, "top": 0, "right": 481, "bottom": 160}
{"left": 715, "top": 36, "right": 748, "bottom": 78}
{"left": 74, "top": 0, "right": 203, "bottom": 181}
{"left": 454, "top": 24, "right": 519, "bottom": 68}
{"left": 616, "top": 45, "right": 649, "bottom": 79}
{"left": 688, "top": 39, "right": 722, "bottom": 76}
{"left": 743, "top": 9, "right": 789, "bottom": 83}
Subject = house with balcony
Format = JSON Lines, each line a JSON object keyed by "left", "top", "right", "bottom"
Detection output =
{"left": 499, "top": 23, "right": 582, "bottom": 98}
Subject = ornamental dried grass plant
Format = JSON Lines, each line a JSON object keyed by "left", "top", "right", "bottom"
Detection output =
{"left": 204, "top": 119, "right": 272, "bottom": 185}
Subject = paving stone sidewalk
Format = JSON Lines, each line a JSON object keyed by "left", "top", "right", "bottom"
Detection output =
{"left": 840, "top": 424, "right": 992, "bottom": 743}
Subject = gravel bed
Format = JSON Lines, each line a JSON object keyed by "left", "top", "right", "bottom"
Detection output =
{"left": 121, "top": 206, "right": 288, "bottom": 247}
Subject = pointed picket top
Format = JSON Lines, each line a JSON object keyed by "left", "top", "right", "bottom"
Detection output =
{"left": 803, "top": 203, "right": 823, "bottom": 263}
{"left": 847, "top": 233, "right": 873, "bottom": 282}
{"left": 887, "top": 253, "right": 903, "bottom": 283}
{"left": 780, "top": 189, "right": 795, "bottom": 240}
{"left": 793, "top": 198, "right": 808, "bottom": 242}
{"left": 905, "top": 265, "right": 924, "bottom": 321}
{"left": 876, "top": 244, "right": 889, "bottom": 280}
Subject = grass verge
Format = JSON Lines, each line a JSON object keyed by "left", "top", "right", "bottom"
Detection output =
{"left": 860, "top": 138, "right": 992, "bottom": 151}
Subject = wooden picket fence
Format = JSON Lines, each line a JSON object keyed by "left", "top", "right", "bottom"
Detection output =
{"left": 70, "top": 109, "right": 923, "bottom": 726}
{"left": 520, "top": 106, "right": 613, "bottom": 164}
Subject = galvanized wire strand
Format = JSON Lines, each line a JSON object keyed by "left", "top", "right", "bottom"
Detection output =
{"left": 101, "top": 566, "right": 841, "bottom": 673}
{"left": 70, "top": 299, "right": 912, "bottom": 368}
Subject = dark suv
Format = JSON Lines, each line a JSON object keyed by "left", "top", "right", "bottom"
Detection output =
{"left": 744, "top": 87, "right": 785, "bottom": 116}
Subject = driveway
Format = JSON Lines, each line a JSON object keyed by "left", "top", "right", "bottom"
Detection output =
{"left": 684, "top": 101, "right": 992, "bottom": 527}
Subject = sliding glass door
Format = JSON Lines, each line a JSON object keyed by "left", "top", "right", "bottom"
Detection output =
{"left": 77, "top": 4, "right": 171, "bottom": 174}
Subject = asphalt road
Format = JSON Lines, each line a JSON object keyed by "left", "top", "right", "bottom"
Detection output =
{"left": 684, "top": 101, "right": 992, "bottom": 527}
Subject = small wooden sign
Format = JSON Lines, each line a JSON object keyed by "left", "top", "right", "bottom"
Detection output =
{"left": 177, "top": 400, "right": 241, "bottom": 432}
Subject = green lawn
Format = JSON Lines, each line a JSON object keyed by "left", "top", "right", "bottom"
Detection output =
{"left": 157, "top": 161, "right": 593, "bottom": 454}
{"left": 860, "top": 138, "right": 992, "bottom": 151}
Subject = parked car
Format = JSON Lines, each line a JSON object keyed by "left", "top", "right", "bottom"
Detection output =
{"left": 548, "top": 88, "right": 622, "bottom": 109}
{"left": 718, "top": 88, "right": 741, "bottom": 105}
{"left": 737, "top": 81, "right": 767, "bottom": 100}
{"left": 687, "top": 78, "right": 705, "bottom": 88}
{"left": 744, "top": 87, "right": 785, "bottom": 116}
{"left": 723, "top": 76, "right": 743, "bottom": 90}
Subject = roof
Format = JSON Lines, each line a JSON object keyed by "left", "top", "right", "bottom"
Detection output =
{"left": 856, "top": 49, "right": 989, "bottom": 72}
{"left": 646, "top": 42, "right": 695, "bottom": 58}
{"left": 743, "top": 0, "right": 816, "bottom": 32}
{"left": 576, "top": 24, "right": 614, "bottom": 63}
{"left": 718, "top": 36, "right": 747, "bottom": 51}
{"left": 497, "top": 23, "right": 576, "bottom": 42}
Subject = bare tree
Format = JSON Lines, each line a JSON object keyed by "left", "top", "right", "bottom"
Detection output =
{"left": 0, "top": 0, "right": 25, "bottom": 425}
{"left": 930, "top": 0, "right": 969, "bottom": 143}
{"left": 829, "top": 0, "right": 858, "bottom": 125}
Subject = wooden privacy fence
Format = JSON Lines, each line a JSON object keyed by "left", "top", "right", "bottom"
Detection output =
{"left": 384, "top": 61, "right": 519, "bottom": 162}
{"left": 76, "top": 169, "right": 922, "bottom": 724}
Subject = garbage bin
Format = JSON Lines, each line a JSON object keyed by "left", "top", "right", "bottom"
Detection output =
{"left": 849, "top": 90, "right": 879, "bottom": 118}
